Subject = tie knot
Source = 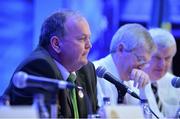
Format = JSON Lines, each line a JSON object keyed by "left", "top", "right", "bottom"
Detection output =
{"left": 68, "top": 72, "right": 76, "bottom": 82}
{"left": 151, "top": 82, "right": 158, "bottom": 88}
{"left": 151, "top": 82, "right": 158, "bottom": 93}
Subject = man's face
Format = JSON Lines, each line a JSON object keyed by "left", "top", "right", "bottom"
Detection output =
{"left": 116, "top": 44, "right": 152, "bottom": 81}
{"left": 145, "top": 45, "right": 175, "bottom": 81}
{"left": 59, "top": 17, "right": 91, "bottom": 71}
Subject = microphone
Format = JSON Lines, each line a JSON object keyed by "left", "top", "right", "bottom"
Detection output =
{"left": 13, "top": 71, "right": 79, "bottom": 91}
{"left": 171, "top": 77, "right": 180, "bottom": 88}
{"left": 96, "top": 66, "right": 140, "bottom": 100}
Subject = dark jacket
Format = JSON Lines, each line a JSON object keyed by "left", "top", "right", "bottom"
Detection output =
{"left": 5, "top": 46, "right": 98, "bottom": 118}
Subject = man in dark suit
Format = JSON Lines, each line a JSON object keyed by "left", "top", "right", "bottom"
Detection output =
{"left": 4, "top": 10, "right": 98, "bottom": 118}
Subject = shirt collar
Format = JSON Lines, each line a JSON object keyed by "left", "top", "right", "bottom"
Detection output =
{"left": 53, "top": 59, "right": 76, "bottom": 81}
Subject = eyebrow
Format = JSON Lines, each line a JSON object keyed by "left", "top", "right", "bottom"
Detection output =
{"left": 76, "top": 34, "right": 90, "bottom": 38}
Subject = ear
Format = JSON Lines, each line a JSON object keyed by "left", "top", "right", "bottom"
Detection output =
{"left": 50, "top": 36, "right": 61, "bottom": 53}
{"left": 117, "top": 43, "right": 125, "bottom": 53}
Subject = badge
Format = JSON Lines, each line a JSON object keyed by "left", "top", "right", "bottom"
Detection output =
{"left": 78, "top": 90, "right": 84, "bottom": 98}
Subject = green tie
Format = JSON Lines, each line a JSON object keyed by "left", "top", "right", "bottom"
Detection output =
{"left": 68, "top": 73, "right": 79, "bottom": 118}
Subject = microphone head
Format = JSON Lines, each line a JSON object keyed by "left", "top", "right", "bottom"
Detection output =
{"left": 171, "top": 77, "right": 180, "bottom": 88}
{"left": 13, "top": 71, "right": 28, "bottom": 88}
{"left": 96, "top": 66, "right": 107, "bottom": 78}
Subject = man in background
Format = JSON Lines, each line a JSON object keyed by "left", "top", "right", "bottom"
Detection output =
{"left": 4, "top": 10, "right": 98, "bottom": 118}
{"left": 93, "top": 23, "right": 156, "bottom": 106}
{"left": 143, "top": 28, "right": 180, "bottom": 118}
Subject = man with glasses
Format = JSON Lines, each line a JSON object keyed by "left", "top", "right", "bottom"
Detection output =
{"left": 93, "top": 23, "right": 156, "bottom": 106}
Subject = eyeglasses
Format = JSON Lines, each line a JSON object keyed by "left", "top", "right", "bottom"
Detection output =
{"left": 124, "top": 49, "right": 150, "bottom": 68}
{"left": 133, "top": 52, "right": 146, "bottom": 63}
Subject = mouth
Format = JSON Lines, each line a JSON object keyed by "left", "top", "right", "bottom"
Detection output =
{"left": 155, "top": 69, "right": 163, "bottom": 72}
{"left": 154, "top": 69, "right": 164, "bottom": 76}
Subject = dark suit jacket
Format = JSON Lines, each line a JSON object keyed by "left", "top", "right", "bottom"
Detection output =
{"left": 5, "top": 46, "right": 98, "bottom": 118}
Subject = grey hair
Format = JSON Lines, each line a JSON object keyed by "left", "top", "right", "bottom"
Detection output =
{"left": 39, "top": 9, "right": 83, "bottom": 48}
{"left": 110, "top": 23, "right": 156, "bottom": 53}
{"left": 149, "top": 28, "right": 177, "bottom": 54}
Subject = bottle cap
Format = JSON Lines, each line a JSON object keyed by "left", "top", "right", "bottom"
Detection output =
{"left": 103, "top": 97, "right": 110, "bottom": 102}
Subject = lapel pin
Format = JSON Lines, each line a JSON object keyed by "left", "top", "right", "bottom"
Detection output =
{"left": 78, "top": 89, "right": 84, "bottom": 98}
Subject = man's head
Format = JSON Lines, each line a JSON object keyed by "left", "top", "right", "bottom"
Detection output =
{"left": 39, "top": 10, "right": 92, "bottom": 72}
{"left": 110, "top": 23, "right": 156, "bottom": 81}
{"left": 144, "top": 28, "right": 177, "bottom": 81}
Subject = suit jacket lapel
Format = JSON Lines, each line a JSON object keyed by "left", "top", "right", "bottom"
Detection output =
{"left": 75, "top": 71, "right": 93, "bottom": 117}
{"left": 38, "top": 47, "right": 73, "bottom": 117}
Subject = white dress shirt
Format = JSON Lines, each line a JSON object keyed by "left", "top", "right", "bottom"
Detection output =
{"left": 53, "top": 59, "right": 76, "bottom": 81}
{"left": 147, "top": 72, "right": 180, "bottom": 118}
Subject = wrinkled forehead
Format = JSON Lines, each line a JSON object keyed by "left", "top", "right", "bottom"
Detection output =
{"left": 155, "top": 45, "right": 176, "bottom": 57}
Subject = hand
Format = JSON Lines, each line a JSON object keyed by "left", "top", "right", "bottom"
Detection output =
{"left": 130, "top": 69, "right": 149, "bottom": 88}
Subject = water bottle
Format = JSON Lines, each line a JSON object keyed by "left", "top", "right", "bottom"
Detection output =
{"left": 175, "top": 102, "right": 180, "bottom": 118}
{"left": 141, "top": 99, "right": 152, "bottom": 119}
{"left": 88, "top": 97, "right": 110, "bottom": 119}
{"left": 97, "top": 97, "right": 111, "bottom": 118}
{"left": 176, "top": 108, "right": 180, "bottom": 119}
{"left": 103, "top": 97, "right": 111, "bottom": 105}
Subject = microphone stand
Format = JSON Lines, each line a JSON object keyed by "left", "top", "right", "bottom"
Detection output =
{"left": 33, "top": 93, "right": 49, "bottom": 118}
{"left": 50, "top": 92, "right": 58, "bottom": 119}
{"left": 33, "top": 91, "right": 59, "bottom": 119}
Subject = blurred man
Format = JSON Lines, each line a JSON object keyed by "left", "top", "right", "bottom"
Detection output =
{"left": 93, "top": 23, "right": 156, "bottom": 106}
{"left": 4, "top": 10, "right": 98, "bottom": 118}
{"left": 143, "top": 28, "right": 180, "bottom": 118}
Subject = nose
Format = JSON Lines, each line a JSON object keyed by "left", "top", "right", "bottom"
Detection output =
{"left": 158, "top": 59, "right": 165, "bottom": 68}
{"left": 85, "top": 39, "right": 92, "bottom": 49}
{"left": 139, "top": 63, "right": 150, "bottom": 69}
